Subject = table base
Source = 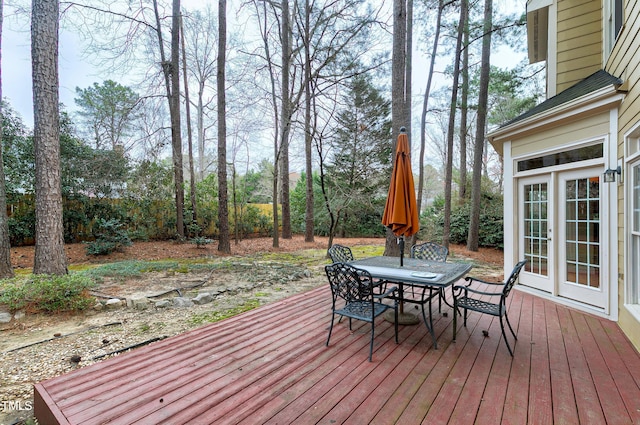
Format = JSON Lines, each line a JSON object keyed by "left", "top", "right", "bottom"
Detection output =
{"left": 384, "top": 309, "right": 420, "bottom": 325}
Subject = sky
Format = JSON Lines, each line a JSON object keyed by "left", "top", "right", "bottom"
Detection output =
{"left": 2, "top": 1, "right": 528, "bottom": 130}
{"left": 4, "top": 22, "right": 99, "bottom": 127}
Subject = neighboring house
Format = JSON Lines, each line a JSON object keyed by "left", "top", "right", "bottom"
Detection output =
{"left": 487, "top": 0, "right": 640, "bottom": 350}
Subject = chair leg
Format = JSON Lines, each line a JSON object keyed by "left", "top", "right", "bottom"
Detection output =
{"left": 369, "top": 321, "right": 375, "bottom": 362}
{"left": 453, "top": 299, "right": 457, "bottom": 342}
{"left": 394, "top": 303, "right": 399, "bottom": 344}
{"left": 326, "top": 314, "right": 335, "bottom": 347}
{"left": 420, "top": 294, "right": 437, "bottom": 349}
{"left": 499, "top": 315, "right": 514, "bottom": 356}
{"left": 504, "top": 310, "right": 517, "bottom": 341}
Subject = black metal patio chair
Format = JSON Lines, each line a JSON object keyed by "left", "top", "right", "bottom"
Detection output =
{"left": 327, "top": 244, "right": 354, "bottom": 263}
{"left": 410, "top": 242, "right": 449, "bottom": 313}
{"left": 452, "top": 259, "right": 528, "bottom": 356}
{"left": 328, "top": 244, "right": 387, "bottom": 294}
{"left": 411, "top": 242, "right": 448, "bottom": 262}
{"left": 325, "top": 262, "right": 399, "bottom": 362}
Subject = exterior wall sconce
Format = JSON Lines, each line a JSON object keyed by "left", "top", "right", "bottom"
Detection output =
{"left": 603, "top": 165, "right": 622, "bottom": 183}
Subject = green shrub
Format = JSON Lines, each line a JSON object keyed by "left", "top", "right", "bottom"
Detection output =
{"left": 190, "top": 236, "right": 213, "bottom": 248}
{"left": 85, "top": 218, "right": 132, "bottom": 255}
{"left": 0, "top": 274, "right": 96, "bottom": 313}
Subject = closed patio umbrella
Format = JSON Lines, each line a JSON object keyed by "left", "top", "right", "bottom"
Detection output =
{"left": 382, "top": 127, "right": 420, "bottom": 266}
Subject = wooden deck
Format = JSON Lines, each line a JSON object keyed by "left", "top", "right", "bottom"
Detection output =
{"left": 34, "top": 283, "right": 640, "bottom": 424}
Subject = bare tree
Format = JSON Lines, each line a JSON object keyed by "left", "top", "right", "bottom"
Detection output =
{"left": 279, "top": 0, "right": 292, "bottom": 240}
{"left": 302, "top": 0, "right": 313, "bottom": 242}
{"left": 416, "top": 0, "right": 443, "bottom": 221}
{"left": 0, "top": 0, "right": 14, "bottom": 278}
{"left": 180, "top": 14, "right": 197, "bottom": 224}
{"left": 217, "top": 0, "right": 230, "bottom": 253}
{"left": 385, "top": 0, "right": 409, "bottom": 257}
{"left": 467, "top": 0, "right": 493, "bottom": 251}
{"left": 32, "top": 0, "right": 67, "bottom": 274}
{"left": 442, "top": 0, "right": 467, "bottom": 249}
{"left": 181, "top": 6, "right": 218, "bottom": 180}
{"left": 458, "top": 1, "right": 470, "bottom": 201}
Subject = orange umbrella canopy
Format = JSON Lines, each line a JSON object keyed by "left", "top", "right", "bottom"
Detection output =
{"left": 382, "top": 131, "right": 420, "bottom": 237}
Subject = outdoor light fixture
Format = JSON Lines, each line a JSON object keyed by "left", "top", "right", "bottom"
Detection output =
{"left": 603, "top": 165, "right": 622, "bottom": 183}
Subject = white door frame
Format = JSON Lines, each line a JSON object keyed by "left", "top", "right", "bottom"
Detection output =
{"left": 557, "top": 167, "right": 608, "bottom": 308}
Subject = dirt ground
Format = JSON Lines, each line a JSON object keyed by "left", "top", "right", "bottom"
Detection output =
{"left": 9, "top": 236, "right": 504, "bottom": 271}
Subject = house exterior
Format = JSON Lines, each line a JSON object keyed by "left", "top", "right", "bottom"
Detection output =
{"left": 487, "top": 0, "right": 640, "bottom": 350}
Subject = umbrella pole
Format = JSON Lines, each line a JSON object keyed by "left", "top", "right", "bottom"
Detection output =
{"left": 399, "top": 236, "right": 404, "bottom": 267}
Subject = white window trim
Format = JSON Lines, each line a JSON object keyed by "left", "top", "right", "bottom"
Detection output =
{"left": 624, "top": 122, "right": 640, "bottom": 322}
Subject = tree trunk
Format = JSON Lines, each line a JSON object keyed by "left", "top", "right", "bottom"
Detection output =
{"left": 0, "top": 0, "right": 14, "bottom": 278}
{"left": 280, "top": 0, "right": 292, "bottom": 240}
{"left": 32, "top": 0, "right": 67, "bottom": 275}
{"left": 217, "top": 0, "right": 230, "bottom": 253}
{"left": 385, "top": 0, "right": 408, "bottom": 257}
{"left": 417, "top": 0, "right": 443, "bottom": 228}
{"left": 180, "top": 14, "right": 197, "bottom": 224}
{"left": 170, "top": 0, "right": 184, "bottom": 238}
{"left": 303, "top": 0, "right": 314, "bottom": 243}
{"left": 442, "top": 0, "right": 467, "bottom": 249}
{"left": 467, "top": 0, "right": 493, "bottom": 252}
{"left": 153, "top": 0, "right": 184, "bottom": 238}
{"left": 458, "top": 7, "right": 470, "bottom": 202}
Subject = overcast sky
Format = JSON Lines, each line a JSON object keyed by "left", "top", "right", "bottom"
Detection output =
{"left": 2, "top": 1, "right": 526, "bottom": 129}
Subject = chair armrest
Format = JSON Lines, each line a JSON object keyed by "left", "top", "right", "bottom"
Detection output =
{"left": 374, "top": 286, "right": 398, "bottom": 299}
{"left": 464, "top": 275, "right": 504, "bottom": 286}
{"left": 452, "top": 284, "right": 502, "bottom": 297}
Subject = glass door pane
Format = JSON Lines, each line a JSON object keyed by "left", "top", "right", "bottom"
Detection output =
{"left": 564, "top": 176, "right": 600, "bottom": 289}
{"left": 523, "top": 183, "right": 549, "bottom": 277}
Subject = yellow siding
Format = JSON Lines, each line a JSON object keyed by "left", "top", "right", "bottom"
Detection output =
{"left": 603, "top": 0, "right": 640, "bottom": 352}
{"left": 511, "top": 111, "right": 610, "bottom": 158}
{"left": 556, "top": 0, "right": 602, "bottom": 91}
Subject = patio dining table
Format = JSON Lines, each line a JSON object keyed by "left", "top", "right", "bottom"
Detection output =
{"left": 349, "top": 256, "right": 473, "bottom": 349}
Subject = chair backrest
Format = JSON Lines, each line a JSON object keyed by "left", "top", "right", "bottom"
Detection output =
{"left": 328, "top": 244, "right": 354, "bottom": 263}
{"left": 325, "top": 262, "right": 374, "bottom": 303}
{"left": 503, "top": 260, "right": 528, "bottom": 298}
{"left": 411, "top": 242, "right": 448, "bottom": 262}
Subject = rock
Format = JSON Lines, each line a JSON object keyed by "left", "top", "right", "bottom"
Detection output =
{"left": 173, "top": 297, "right": 194, "bottom": 308}
{"left": 0, "top": 312, "right": 11, "bottom": 323}
{"left": 192, "top": 293, "right": 213, "bottom": 305}
{"left": 128, "top": 297, "right": 150, "bottom": 310}
{"left": 13, "top": 311, "right": 26, "bottom": 321}
{"left": 93, "top": 302, "right": 104, "bottom": 311}
{"left": 105, "top": 299, "right": 123, "bottom": 310}
{"left": 155, "top": 300, "right": 172, "bottom": 308}
{"left": 304, "top": 269, "right": 311, "bottom": 278}
{"left": 70, "top": 354, "right": 82, "bottom": 364}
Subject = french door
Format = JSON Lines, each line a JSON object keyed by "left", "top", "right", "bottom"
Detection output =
{"left": 519, "top": 168, "right": 608, "bottom": 308}
{"left": 557, "top": 168, "right": 606, "bottom": 308}
{"left": 519, "top": 176, "right": 553, "bottom": 293}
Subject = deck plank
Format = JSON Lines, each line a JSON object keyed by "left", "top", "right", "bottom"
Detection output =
{"left": 502, "top": 286, "right": 533, "bottom": 425}
{"left": 527, "top": 296, "right": 553, "bottom": 425}
{"left": 544, "top": 299, "right": 580, "bottom": 425}
{"left": 34, "top": 284, "right": 640, "bottom": 425}
{"left": 571, "top": 309, "right": 633, "bottom": 425}
{"left": 557, "top": 306, "right": 607, "bottom": 425}
{"left": 473, "top": 290, "right": 523, "bottom": 425}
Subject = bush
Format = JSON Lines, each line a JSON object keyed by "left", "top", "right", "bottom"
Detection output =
{"left": 419, "top": 192, "right": 504, "bottom": 249}
{"left": 85, "top": 218, "right": 132, "bottom": 256}
{"left": 0, "top": 274, "right": 96, "bottom": 313}
{"left": 190, "top": 236, "right": 213, "bottom": 248}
